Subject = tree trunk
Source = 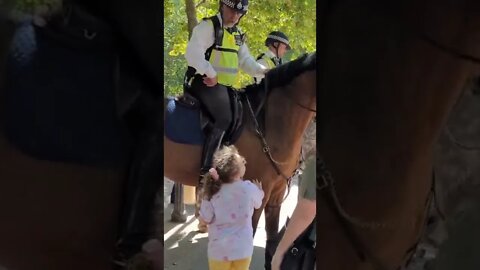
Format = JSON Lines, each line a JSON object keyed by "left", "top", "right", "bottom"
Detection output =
{"left": 185, "top": 0, "right": 198, "bottom": 38}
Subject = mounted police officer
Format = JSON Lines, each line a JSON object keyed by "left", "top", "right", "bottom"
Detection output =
{"left": 254, "top": 31, "right": 291, "bottom": 83}
{"left": 184, "top": 0, "right": 268, "bottom": 176}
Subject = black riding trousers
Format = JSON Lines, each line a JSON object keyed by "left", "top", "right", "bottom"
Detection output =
{"left": 189, "top": 76, "right": 232, "bottom": 131}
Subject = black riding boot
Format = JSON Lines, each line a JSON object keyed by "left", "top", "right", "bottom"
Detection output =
{"left": 113, "top": 129, "right": 163, "bottom": 268}
{"left": 195, "top": 127, "right": 225, "bottom": 232}
{"left": 197, "top": 126, "right": 225, "bottom": 201}
{"left": 113, "top": 79, "right": 163, "bottom": 268}
{"left": 200, "top": 127, "right": 225, "bottom": 175}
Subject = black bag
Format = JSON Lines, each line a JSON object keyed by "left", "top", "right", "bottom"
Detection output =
{"left": 280, "top": 220, "right": 316, "bottom": 270}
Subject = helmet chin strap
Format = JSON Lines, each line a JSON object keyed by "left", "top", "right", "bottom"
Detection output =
{"left": 271, "top": 42, "right": 283, "bottom": 65}
{"left": 235, "top": 12, "right": 246, "bottom": 27}
{"left": 219, "top": 4, "right": 225, "bottom": 28}
{"left": 273, "top": 43, "right": 280, "bottom": 58}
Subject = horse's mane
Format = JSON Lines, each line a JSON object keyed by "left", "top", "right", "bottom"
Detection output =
{"left": 242, "top": 52, "right": 316, "bottom": 130}
{"left": 245, "top": 52, "right": 316, "bottom": 93}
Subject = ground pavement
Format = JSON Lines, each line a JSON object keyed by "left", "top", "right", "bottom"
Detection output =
{"left": 163, "top": 177, "right": 299, "bottom": 270}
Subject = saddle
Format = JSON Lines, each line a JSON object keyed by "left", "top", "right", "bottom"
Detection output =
{"left": 5, "top": 8, "right": 133, "bottom": 167}
{"left": 175, "top": 87, "right": 245, "bottom": 146}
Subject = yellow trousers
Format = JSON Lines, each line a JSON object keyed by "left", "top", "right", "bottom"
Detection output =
{"left": 208, "top": 257, "right": 252, "bottom": 270}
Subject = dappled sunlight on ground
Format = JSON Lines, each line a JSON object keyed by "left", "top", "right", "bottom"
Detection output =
{"left": 163, "top": 177, "right": 299, "bottom": 270}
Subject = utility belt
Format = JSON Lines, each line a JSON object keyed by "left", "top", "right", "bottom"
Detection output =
{"left": 183, "top": 66, "right": 239, "bottom": 92}
{"left": 183, "top": 66, "right": 198, "bottom": 91}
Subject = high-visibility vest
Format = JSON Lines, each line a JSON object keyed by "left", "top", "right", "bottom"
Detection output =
{"left": 204, "top": 16, "right": 245, "bottom": 86}
{"left": 256, "top": 52, "right": 278, "bottom": 69}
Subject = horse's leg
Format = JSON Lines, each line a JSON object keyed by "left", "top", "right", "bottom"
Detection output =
{"left": 132, "top": 191, "right": 163, "bottom": 270}
{"left": 252, "top": 186, "right": 271, "bottom": 236}
{"left": 264, "top": 205, "right": 282, "bottom": 270}
{"left": 115, "top": 102, "right": 164, "bottom": 261}
{"left": 163, "top": 138, "right": 205, "bottom": 231}
{"left": 263, "top": 181, "right": 287, "bottom": 270}
{"left": 195, "top": 182, "right": 208, "bottom": 233}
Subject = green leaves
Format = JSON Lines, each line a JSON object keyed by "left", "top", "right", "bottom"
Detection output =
{"left": 16, "top": 0, "right": 316, "bottom": 97}
{"left": 14, "top": 0, "right": 60, "bottom": 13}
{"left": 169, "top": 43, "right": 187, "bottom": 56}
{"left": 164, "top": 0, "right": 317, "bottom": 96}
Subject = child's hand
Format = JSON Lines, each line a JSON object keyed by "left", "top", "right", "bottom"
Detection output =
{"left": 251, "top": 179, "right": 263, "bottom": 190}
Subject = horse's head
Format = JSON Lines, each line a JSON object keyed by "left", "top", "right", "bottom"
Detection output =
{"left": 245, "top": 52, "right": 317, "bottom": 118}
{"left": 267, "top": 52, "right": 317, "bottom": 111}
{"left": 242, "top": 52, "right": 316, "bottom": 165}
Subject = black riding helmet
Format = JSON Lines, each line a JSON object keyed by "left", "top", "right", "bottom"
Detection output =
{"left": 220, "top": 0, "right": 248, "bottom": 14}
{"left": 265, "top": 31, "right": 291, "bottom": 50}
{"left": 219, "top": 0, "right": 248, "bottom": 27}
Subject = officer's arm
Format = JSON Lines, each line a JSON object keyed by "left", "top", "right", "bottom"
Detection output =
{"left": 185, "top": 21, "right": 217, "bottom": 78}
{"left": 238, "top": 43, "right": 268, "bottom": 77}
{"left": 254, "top": 58, "right": 268, "bottom": 83}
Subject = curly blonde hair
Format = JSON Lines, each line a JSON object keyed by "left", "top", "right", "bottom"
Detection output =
{"left": 202, "top": 145, "right": 245, "bottom": 201}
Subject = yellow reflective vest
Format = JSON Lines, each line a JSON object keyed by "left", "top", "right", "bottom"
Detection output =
{"left": 258, "top": 53, "right": 277, "bottom": 69}
{"left": 205, "top": 18, "right": 244, "bottom": 86}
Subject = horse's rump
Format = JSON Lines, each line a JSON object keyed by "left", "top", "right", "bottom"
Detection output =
{"left": 165, "top": 97, "right": 205, "bottom": 145}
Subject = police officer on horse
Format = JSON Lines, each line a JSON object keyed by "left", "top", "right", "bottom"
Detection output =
{"left": 184, "top": 0, "right": 269, "bottom": 178}
{"left": 255, "top": 31, "right": 291, "bottom": 83}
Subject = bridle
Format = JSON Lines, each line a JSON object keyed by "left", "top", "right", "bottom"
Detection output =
{"left": 254, "top": 69, "right": 317, "bottom": 116}
{"left": 244, "top": 72, "right": 316, "bottom": 204}
{"left": 420, "top": 32, "right": 480, "bottom": 65}
{"left": 318, "top": 158, "right": 438, "bottom": 270}
{"left": 278, "top": 88, "right": 317, "bottom": 112}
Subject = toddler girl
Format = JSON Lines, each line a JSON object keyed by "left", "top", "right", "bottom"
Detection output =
{"left": 199, "top": 145, "right": 264, "bottom": 270}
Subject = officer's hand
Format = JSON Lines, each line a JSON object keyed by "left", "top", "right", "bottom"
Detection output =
{"left": 203, "top": 76, "right": 218, "bottom": 87}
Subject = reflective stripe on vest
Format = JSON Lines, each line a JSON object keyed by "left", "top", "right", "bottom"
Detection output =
{"left": 260, "top": 54, "right": 277, "bottom": 69}
{"left": 207, "top": 21, "right": 241, "bottom": 86}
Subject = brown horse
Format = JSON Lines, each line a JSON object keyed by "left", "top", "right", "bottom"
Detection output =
{"left": 317, "top": 0, "right": 480, "bottom": 269}
{"left": 0, "top": 8, "right": 163, "bottom": 270}
{"left": 421, "top": 80, "right": 480, "bottom": 269}
{"left": 164, "top": 53, "right": 316, "bottom": 255}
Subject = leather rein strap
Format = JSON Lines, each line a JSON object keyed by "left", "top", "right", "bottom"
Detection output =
{"left": 318, "top": 158, "right": 442, "bottom": 270}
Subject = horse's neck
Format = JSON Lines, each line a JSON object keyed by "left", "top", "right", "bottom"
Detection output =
{"left": 263, "top": 79, "right": 315, "bottom": 161}
{"left": 321, "top": 8, "right": 475, "bottom": 190}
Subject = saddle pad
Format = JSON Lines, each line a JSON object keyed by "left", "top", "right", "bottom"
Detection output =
{"left": 4, "top": 20, "right": 132, "bottom": 167}
{"left": 165, "top": 97, "right": 205, "bottom": 145}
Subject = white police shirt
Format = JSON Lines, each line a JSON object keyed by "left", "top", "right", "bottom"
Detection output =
{"left": 185, "top": 14, "right": 267, "bottom": 80}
